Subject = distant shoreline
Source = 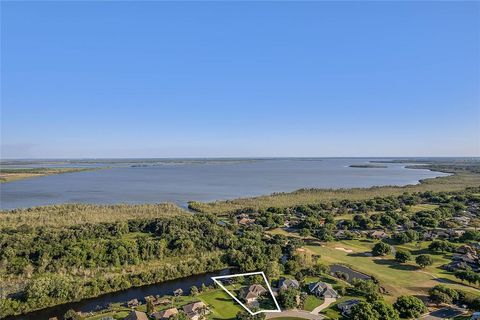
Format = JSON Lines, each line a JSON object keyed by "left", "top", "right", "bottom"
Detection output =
{"left": 349, "top": 164, "right": 387, "bottom": 168}
{"left": 188, "top": 162, "right": 479, "bottom": 215}
{"left": 0, "top": 167, "right": 97, "bottom": 183}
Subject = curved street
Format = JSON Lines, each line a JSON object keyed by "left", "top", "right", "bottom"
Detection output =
{"left": 266, "top": 310, "right": 326, "bottom": 320}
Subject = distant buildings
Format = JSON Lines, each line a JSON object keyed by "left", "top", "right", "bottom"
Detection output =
{"left": 238, "top": 217, "right": 256, "bottom": 226}
{"left": 443, "top": 245, "right": 480, "bottom": 272}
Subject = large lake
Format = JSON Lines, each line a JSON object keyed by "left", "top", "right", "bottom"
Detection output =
{"left": 0, "top": 158, "right": 450, "bottom": 210}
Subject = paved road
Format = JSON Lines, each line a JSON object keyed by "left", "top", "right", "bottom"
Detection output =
{"left": 266, "top": 310, "right": 325, "bottom": 320}
{"left": 310, "top": 298, "right": 336, "bottom": 315}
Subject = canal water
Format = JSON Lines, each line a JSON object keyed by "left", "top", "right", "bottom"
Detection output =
{"left": 5, "top": 269, "right": 231, "bottom": 320}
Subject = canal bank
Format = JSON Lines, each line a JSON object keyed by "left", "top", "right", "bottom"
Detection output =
{"left": 4, "top": 269, "right": 231, "bottom": 320}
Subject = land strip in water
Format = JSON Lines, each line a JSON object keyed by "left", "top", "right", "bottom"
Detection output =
{"left": 0, "top": 167, "right": 95, "bottom": 183}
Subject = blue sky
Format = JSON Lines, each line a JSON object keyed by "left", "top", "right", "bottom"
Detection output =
{"left": 1, "top": 1, "right": 479, "bottom": 158}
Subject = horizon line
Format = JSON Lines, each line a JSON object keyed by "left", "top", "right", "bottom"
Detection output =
{"left": 1, "top": 156, "right": 480, "bottom": 161}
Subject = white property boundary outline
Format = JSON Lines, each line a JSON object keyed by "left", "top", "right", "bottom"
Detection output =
{"left": 212, "top": 271, "right": 282, "bottom": 315}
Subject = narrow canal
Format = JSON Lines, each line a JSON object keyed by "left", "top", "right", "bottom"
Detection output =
{"left": 5, "top": 269, "right": 231, "bottom": 320}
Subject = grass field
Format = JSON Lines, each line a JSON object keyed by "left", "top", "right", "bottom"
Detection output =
{"left": 305, "top": 240, "right": 480, "bottom": 300}
{"left": 189, "top": 172, "right": 480, "bottom": 214}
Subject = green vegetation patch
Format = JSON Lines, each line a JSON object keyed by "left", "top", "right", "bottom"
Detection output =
{"left": 0, "top": 203, "right": 188, "bottom": 229}
{"left": 303, "top": 295, "right": 323, "bottom": 311}
{"left": 199, "top": 289, "right": 243, "bottom": 319}
{"left": 189, "top": 171, "right": 480, "bottom": 214}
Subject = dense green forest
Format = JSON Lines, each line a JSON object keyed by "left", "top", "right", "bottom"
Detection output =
{"left": 0, "top": 211, "right": 286, "bottom": 317}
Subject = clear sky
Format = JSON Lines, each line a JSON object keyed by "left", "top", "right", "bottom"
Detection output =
{"left": 1, "top": 1, "right": 479, "bottom": 158}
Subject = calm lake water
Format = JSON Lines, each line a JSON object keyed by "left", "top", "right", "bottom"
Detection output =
{"left": 0, "top": 158, "right": 449, "bottom": 210}
{"left": 4, "top": 269, "right": 231, "bottom": 320}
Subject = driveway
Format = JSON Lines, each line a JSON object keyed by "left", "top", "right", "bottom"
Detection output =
{"left": 310, "top": 297, "right": 336, "bottom": 314}
{"left": 266, "top": 310, "right": 325, "bottom": 320}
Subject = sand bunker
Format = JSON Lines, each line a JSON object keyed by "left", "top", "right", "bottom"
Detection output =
{"left": 335, "top": 247, "right": 353, "bottom": 253}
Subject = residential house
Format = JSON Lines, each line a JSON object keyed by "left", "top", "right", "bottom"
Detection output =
{"left": 447, "top": 229, "right": 466, "bottom": 238}
{"left": 156, "top": 298, "right": 172, "bottom": 306}
{"left": 238, "top": 218, "right": 256, "bottom": 226}
{"left": 308, "top": 282, "right": 340, "bottom": 299}
{"left": 278, "top": 278, "right": 300, "bottom": 291}
{"left": 452, "top": 216, "right": 471, "bottom": 225}
{"left": 369, "top": 230, "right": 388, "bottom": 240}
{"left": 334, "top": 230, "right": 347, "bottom": 239}
{"left": 173, "top": 288, "right": 183, "bottom": 296}
{"left": 124, "top": 311, "right": 149, "bottom": 320}
{"left": 453, "top": 252, "right": 478, "bottom": 265}
{"left": 449, "top": 252, "right": 480, "bottom": 272}
{"left": 443, "top": 260, "right": 470, "bottom": 272}
{"left": 182, "top": 301, "right": 209, "bottom": 320}
{"left": 435, "top": 230, "right": 450, "bottom": 239}
{"left": 240, "top": 284, "right": 267, "bottom": 307}
{"left": 423, "top": 231, "right": 438, "bottom": 241}
{"left": 151, "top": 308, "right": 179, "bottom": 320}
{"left": 126, "top": 299, "right": 140, "bottom": 308}
{"left": 456, "top": 245, "right": 476, "bottom": 255}
{"left": 337, "top": 299, "right": 360, "bottom": 316}
{"left": 423, "top": 230, "right": 449, "bottom": 240}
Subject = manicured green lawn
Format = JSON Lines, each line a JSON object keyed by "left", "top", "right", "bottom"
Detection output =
{"left": 305, "top": 240, "right": 480, "bottom": 299}
{"left": 303, "top": 295, "right": 323, "bottom": 311}
{"left": 198, "top": 289, "right": 242, "bottom": 319}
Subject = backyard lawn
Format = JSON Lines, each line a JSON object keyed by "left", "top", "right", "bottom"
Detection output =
{"left": 199, "top": 289, "right": 243, "bottom": 319}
